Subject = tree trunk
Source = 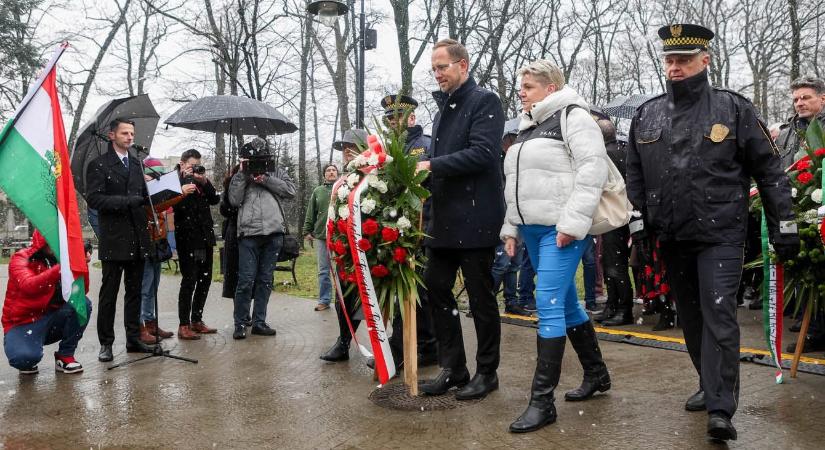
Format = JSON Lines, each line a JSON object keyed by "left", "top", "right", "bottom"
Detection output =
{"left": 789, "top": 0, "right": 801, "bottom": 82}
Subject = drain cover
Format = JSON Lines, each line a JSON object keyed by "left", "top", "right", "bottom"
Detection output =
{"left": 369, "top": 382, "right": 484, "bottom": 411}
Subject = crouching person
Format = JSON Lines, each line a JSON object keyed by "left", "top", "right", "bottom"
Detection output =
{"left": 2, "top": 231, "right": 93, "bottom": 374}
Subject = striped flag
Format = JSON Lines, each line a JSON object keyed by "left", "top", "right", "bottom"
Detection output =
{"left": 0, "top": 43, "right": 90, "bottom": 325}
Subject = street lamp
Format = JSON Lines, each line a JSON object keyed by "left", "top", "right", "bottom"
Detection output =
{"left": 307, "top": 0, "right": 376, "bottom": 130}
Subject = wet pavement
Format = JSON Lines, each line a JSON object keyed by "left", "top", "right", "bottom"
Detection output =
{"left": 1, "top": 266, "right": 824, "bottom": 449}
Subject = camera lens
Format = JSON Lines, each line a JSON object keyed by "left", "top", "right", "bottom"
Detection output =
{"left": 193, "top": 165, "right": 206, "bottom": 175}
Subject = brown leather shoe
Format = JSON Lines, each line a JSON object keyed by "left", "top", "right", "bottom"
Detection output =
{"left": 139, "top": 324, "right": 160, "bottom": 345}
{"left": 190, "top": 321, "right": 217, "bottom": 334}
{"left": 178, "top": 325, "right": 201, "bottom": 340}
{"left": 145, "top": 320, "right": 173, "bottom": 339}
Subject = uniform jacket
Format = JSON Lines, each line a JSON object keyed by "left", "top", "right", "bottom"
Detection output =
{"left": 426, "top": 76, "right": 506, "bottom": 248}
{"left": 302, "top": 182, "right": 333, "bottom": 239}
{"left": 626, "top": 70, "right": 794, "bottom": 246}
{"left": 86, "top": 146, "right": 151, "bottom": 261}
{"left": 776, "top": 110, "right": 825, "bottom": 169}
{"left": 2, "top": 232, "right": 60, "bottom": 334}
{"left": 173, "top": 170, "right": 221, "bottom": 250}
{"left": 228, "top": 168, "right": 297, "bottom": 238}
{"left": 500, "top": 87, "right": 608, "bottom": 241}
{"left": 405, "top": 125, "right": 431, "bottom": 160}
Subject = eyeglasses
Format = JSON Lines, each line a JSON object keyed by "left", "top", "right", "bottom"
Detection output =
{"left": 431, "top": 60, "right": 462, "bottom": 74}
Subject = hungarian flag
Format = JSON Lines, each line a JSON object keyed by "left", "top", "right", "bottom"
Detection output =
{"left": 0, "top": 43, "right": 90, "bottom": 325}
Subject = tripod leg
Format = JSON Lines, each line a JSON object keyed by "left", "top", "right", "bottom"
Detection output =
{"left": 107, "top": 354, "right": 155, "bottom": 370}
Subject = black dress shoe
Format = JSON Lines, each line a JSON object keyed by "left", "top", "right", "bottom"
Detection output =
{"left": 455, "top": 372, "right": 499, "bottom": 400}
{"left": 250, "top": 324, "right": 277, "bottom": 336}
{"left": 366, "top": 357, "right": 375, "bottom": 369}
{"left": 420, "top": 367, "right": 470, "bottom": 395}
{"left": 320, "top": 337, "right": 350, "bottom": 362}
{"left": 233, "top": 325, "right": 246, "bottom": 340}
{"left": 707, "top": 412, "right": 737, "bottom": 441}
{"left": 125, "top": 341, "right": 154, "bottom": 353}
{"left": 98, "top": 345, "right": 113, "bottom": 362}
{"left": 790, "top": 319, "right": 802, "bottom": 333}
{"left": 685, "top": 389, "right": 706, "bottom": 411}
{"left": 504, "top": 304, "right": 532, "bottom": 317}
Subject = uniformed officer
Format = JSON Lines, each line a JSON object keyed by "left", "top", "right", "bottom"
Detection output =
{"left": 380, "top": 94, "right": 431, "bottom": 159}
{"left": 626, "top": 24, "right": 799, "bottom": 441}
{"left": 379, "top": 94, "right": 439, "bottom": 369}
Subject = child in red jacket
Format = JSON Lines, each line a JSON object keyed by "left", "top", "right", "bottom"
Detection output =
{"left": 2, "top": 231, "right": 92, "bottom": 374}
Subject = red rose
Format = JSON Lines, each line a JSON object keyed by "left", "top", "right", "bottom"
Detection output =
{"left": 326, "top": 220, "right": 334, "bottom": 238}
{"left": 797, "top": 171, "right": 814, "bottom": 184}
{"left": 816, "top": 148, "right": 825, "bottom": 157}
{"left": 336, "top": 219, "right": 348, "bottom": 235}
{"left": 332, "top": 240, "right": 347, "bottom": 255}
{"left": 371, "top": 264, "right": 390, "bottom": 278}
{"left": 378, "top": 153, "right": 387, "bottom": 165}
{"left": 362, "top": 218, "right": 380, "bottom": 235}
{"left": 381, "top": 227, "right": 400, "bottom": 242}
{"left": 338, "top": 270, "right": 347, "bottom": 280}
{"left": 358, "top": 238, "right": 372, "bottom": 252}
{"left": 393, "top": 247, "right": 408, "bottom": 263}
{"left": 796, "top": 159, "right": 812, "bottom": 170}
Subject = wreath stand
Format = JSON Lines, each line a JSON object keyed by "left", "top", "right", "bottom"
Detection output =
{"left": 790, "top": 302, "right": 813, "bottom": 378}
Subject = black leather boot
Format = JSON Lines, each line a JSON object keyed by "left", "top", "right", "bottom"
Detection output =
{"left": 564, "top": 321, "right": 611, "bottom": 401}
{"left": 602, "top": 306, "right": 633, "bottom": 326}
{"left": 320, "top": 336, "right": 350, "bottom": 362}
{"left": 420, "top": 366, "right": 470, "bottom": 395}
{"left": 509, "top": 336, "right": 565, "bottom": 433}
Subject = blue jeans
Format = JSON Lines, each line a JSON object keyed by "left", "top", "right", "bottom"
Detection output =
{"left": 492, "top": 242, "right": 521, "bottom": 305}
{"left": 140, "top": 259, "right": 162, "bottom": 322}
{"left": 582, "top": 236, "right": 597, "bottom": 309}
{"left": 519, "top": 225, "right": 589, "bottom": 339}
{"left": 518, "top": 248, "right": 536, "bottom": 307}
{"left": 4, "top": 299, "right": 92, "bottom": 369}
{"left": 315, "top": 238, "right": 332, "bottom": 305}
{"left": 234, "top": 234, "right": 283, "bottom": 327}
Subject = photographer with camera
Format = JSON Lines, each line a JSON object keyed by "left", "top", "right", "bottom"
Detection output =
{"left": 228, "top": 138, "right": 296, "bottom": 340}
{"left": 172, "top": 149, "right": 221, "bottom": 340}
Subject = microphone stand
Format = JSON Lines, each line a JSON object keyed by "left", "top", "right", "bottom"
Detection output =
{"left": 109, "top": 150, "right": 198, "bottom": 369}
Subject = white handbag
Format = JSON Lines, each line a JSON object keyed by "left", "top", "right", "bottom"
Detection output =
{"left": 561, "top": 106, "right": 632, "bottom": 235}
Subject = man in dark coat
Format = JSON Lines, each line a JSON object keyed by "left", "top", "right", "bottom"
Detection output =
{"left": 626, "top": 24, "right": 799, "bottom": 441}
{"left": 416, "top": 39, "right": 505, "bottom": 400}
{"left": 775, "top": 76, "right": 825, "bottom": 169}
{"left": 86, "top": 118, "right": 154, "bottom": 361}
{"left": 173, "top": 149, "right": 221, "bottom": 339}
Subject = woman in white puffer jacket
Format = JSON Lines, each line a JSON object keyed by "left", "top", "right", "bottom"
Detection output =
{"left": 504, "top": 60, "right": 612, "bottom": 434}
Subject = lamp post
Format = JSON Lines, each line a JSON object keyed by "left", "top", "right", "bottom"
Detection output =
{"left": 307, "top": 0, "right": 375, "bottom": 130}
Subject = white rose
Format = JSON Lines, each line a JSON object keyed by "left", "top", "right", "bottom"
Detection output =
{"left": 812, "top": 188, "right": 823, "bottom": 203}
{"left": 389, "top": 208, "right": 398, "bottom": 218}
{"left": 337, "top": 185, "right": 350, "bottom": 201}
{"left": 792, "top": 187, "right": 798, "bottom": 198}
{"left": 368, "top": 154, "right": 380, "bottom": 166}
{"left": 366, "top": 173, "right": 379, "bottom": 186}
{"left": 397, "top": 216, "right": 412, "bottom": 230}
{"left": 347, "top": 172, "right": 360, "bottom": 188}
{"left": 328, "top": 205, "right": 337, "bottom": 219}
{"left": 361, "top": 198, "right": 377, "bottom": 214}
{"left": 338, "top": 205, "right": 350, "bottom": 220}
{"left": 375, "top": 180, "right": 388, "bottom": 193}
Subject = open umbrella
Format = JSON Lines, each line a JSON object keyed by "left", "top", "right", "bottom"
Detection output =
{"left": 602, "top": 94, "right": 656, "bottom": 119}
{"left": 70, "top": 94, "right": 160, "bottom": 197}
{"left": 164, "top": 95, "right": 298, "bottom": 135}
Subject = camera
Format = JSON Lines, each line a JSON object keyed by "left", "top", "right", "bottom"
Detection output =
{"left": 244, "top": 155, "right": 276, "bottom": 176}
{"left": 192, "top": 165, "right": 206, "bottom": 175}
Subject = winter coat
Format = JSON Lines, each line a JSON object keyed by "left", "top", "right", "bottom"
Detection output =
{"left": 776, "top": 110, "right": 825, "bottom": 170}
{"left": 228, "top": 168, "right": 296, "bottom": 238}
{"left": 500, "top": 86, "right": 608, "bottom": 241}
{"left": 85, "top": 146, "right": 151, "bottom": 261}
{"left": 172, "top": 172, "right": 221, "bottom": 251}
{"left": 2, "top": 232, "right": 61, "bottom": 334}
{"left": 626, "top": 70, "right": 795, "bottom": 246}
{"left": 405, "top": 125, "right": 431, "bottom": 160}
{"left": 425, "top": 76, "right": 506, "bottom": 249}
{"left": 302, "top": 182, "right": 333, "bottom": 239}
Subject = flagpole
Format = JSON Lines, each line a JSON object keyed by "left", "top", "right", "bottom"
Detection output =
{"left": 0, "top": 42, "right": 69, "bottom": 150}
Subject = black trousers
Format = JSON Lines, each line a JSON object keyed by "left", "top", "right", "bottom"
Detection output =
{"left": 178, "top": 246, "right": 213, "bottom": 325}
{"left": 661, "top": 241, "right": 744, "bottom": 418}
{"left": 98, "top": 259, "right": 144, "bottom": 345}
{"left": 424, "top": 246, "right": 500, "bottom": 374}
{"left": 601, "top": 225, "right": 633, "bottom": 309}
{"left": 335, "top": 288, "right": 361, "bottom": 341}
{"left": 389, "top": 285, "right": 438, "bottom": 362}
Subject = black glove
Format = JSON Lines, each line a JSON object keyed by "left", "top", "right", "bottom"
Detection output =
{"left": 773, "top": 240, "right": 800, "bottom": 263}
{"left": 129, "top": 196, "right": 145, "bottom": 207}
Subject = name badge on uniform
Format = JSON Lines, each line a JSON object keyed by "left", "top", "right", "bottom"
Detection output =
{"left": 709, "top": 124, "right": 730, "bottom": 143}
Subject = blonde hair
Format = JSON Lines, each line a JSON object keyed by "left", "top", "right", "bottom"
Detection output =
{"left": 519, "top": 59, "right": 565, "bottom": 89}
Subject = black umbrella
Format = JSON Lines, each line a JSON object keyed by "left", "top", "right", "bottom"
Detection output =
{"left": 70, "top": 94, "right": 159, "bottom": 197}
{"left": 164, "top": 95, "right": 298, "bottom": 135}
{"left": 602, "top": 94, "right": 656, "bottom": 119}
